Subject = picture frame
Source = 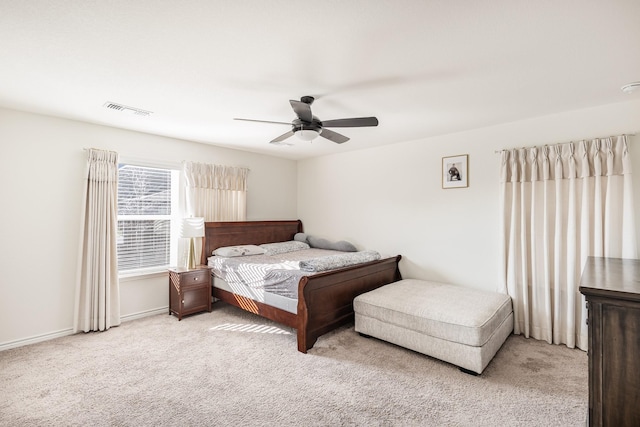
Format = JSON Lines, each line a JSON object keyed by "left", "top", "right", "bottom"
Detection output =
{"left": 442, "top": 154, "right": 468, "bottom": 189}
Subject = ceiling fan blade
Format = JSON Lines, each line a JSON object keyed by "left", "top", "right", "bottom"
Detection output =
{"left": 321, "top": 117, "right": 379, "bottom": 128}
{"left": 319, "top": 128, "right": 350, "bottom": 144}
{"left": 270, "top": 130, "right": 295, "bottom": 144}
{"left": 289, "top": 100, "right": 313, "bottom": 122}
{"left": 234, "top": 118, "right": 291, "bottom": 125}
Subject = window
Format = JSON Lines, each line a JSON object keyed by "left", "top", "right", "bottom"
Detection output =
{"left": 117, "top": 163, "right": 180, "bottom": 275}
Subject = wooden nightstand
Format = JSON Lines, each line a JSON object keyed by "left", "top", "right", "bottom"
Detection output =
{"left": 169, "top": 266, "right": 212, "bottom": 320}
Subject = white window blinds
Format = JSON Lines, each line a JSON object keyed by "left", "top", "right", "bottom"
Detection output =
{"left": 117, "top": 164, "right": 178, "bottom": 273}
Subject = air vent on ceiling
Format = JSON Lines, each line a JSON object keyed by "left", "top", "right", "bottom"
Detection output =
{"left": 103, "top": 102, "right": 153, "bottom": 117}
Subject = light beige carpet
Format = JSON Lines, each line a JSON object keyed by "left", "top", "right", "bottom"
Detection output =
{"left": 0, "top": 303, "right": 587, "bottom": 426}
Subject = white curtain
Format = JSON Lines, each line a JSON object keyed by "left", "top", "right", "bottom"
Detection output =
{"left": 183, "top": 162, "right": 249, "bottom": 220}
{"left": 499, "top": 135, "right": 636, "bottom": 350}
{"left": 182, "top": 162, "right": 249, "bottom": 266}
{"left": 74, "top": 149, "right": 120, "bottom": 333}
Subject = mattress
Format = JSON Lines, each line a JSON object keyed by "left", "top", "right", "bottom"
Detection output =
{"left": 208, "top": 246, "right": 385, "bottom": 315}
{"left": 213, "top": 276, "right": 298, "bottom": 314}
{"left": 207, "top": 248, "right": 346, "bottom": 299}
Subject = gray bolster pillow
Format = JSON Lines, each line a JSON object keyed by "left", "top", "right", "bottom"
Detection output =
{"left": 307, "top": 235, "right": 357, "bottom": 252}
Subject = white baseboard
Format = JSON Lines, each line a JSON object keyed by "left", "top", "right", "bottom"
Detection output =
{"left": 0, "top": 328, "right": 74, "bottom": 352}
{"left": 0, "top": 306, "right": 169, "bottom": 352}
{"left": 121, "top": 306, "right": 168, "bottom": 322}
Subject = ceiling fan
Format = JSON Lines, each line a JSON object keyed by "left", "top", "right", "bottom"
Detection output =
{"left": 234, "top": 96, "right": 379, "bottom": 145}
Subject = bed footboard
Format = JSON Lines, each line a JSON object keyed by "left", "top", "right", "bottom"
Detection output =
{"left": 203, "top": 220, "right": 402, "bottom": 354}
{"left": 296, "top": 255, "right": 402, "bottom": 353}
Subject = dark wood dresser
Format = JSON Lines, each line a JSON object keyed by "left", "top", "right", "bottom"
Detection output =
{"left": 579, "top": 256, "right": 640, "bottom": 426}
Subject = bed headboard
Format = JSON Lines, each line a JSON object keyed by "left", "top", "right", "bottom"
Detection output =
{"left": 201, "top": 220, "right": 303, "bottom": 264}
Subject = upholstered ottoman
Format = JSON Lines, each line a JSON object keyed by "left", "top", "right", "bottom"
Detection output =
{"left": 354, "top": 279, "right": 513, "bottom": 374}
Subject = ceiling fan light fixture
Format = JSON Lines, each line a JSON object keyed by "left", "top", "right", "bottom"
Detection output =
{"left": 621, "top": 81, "right": 640, "bottom": 94}
{"left": 296, "top": 129, "right": 320, "bottom": 141}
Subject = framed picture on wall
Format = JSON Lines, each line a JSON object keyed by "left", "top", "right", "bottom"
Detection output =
{"left": 442, "top": 154, "right": 468, "bottom": 189}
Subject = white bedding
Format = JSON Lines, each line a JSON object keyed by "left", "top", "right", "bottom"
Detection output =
{"left": 207, "top": 245, "right": 385, "bottom": 316}
{"left": 207, "top": 248, "right": 346, "bottom": 299}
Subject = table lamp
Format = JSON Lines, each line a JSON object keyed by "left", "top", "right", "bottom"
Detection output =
{"left": 181, "top": 217, "right": 205, "bottom": 269}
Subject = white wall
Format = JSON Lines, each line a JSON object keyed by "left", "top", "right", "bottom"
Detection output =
{"left": 0, "top": 108, "right": 298, "bottom": 348}
{"left": 3, "top": 99, "right": 640, "bottom": 349}
{"left": 297, "top": 99, "right": 640, "bottom": 292}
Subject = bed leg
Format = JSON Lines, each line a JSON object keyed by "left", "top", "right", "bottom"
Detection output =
{"left": 297, "top": 335, "right": 313, "bottom": 353}
{"left": 297, "top": 329, "right": 318, "bottom": 354}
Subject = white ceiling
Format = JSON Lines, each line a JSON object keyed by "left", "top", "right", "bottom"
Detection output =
{"left": 1, "top": 0, "right": 639, "bottom": 160}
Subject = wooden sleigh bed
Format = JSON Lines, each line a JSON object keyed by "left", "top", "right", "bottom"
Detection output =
{"left": 201, "top": 220, "right": 402, "bottom": 353}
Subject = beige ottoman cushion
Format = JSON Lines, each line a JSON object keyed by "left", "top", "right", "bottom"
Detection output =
{"left": 354, "top": 279, "right": 513, "bottom": 374}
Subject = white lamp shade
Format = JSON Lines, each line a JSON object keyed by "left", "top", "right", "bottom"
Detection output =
{"left": 180, "top": 217, "right": 205, "bottom": 238}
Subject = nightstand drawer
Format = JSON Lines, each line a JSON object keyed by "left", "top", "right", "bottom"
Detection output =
{"left": 181, "top": 270, "right": 209, "bottom": 287}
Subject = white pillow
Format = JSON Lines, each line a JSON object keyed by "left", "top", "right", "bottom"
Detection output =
{"left": 213, "top": 245, "right": 266, "bottom": 257}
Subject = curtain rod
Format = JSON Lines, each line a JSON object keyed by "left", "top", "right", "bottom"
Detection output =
{"left": 494, "top": 132, "right": 638, "bottom": 154}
